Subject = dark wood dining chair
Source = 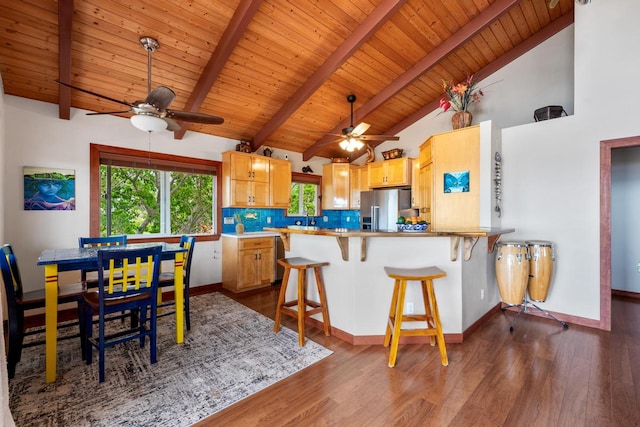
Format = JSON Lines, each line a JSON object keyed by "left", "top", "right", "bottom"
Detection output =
{"left": 0, "top": 244, "right": 85, "bottom": 379}
{"left": 157, "top": 235, "right": 196, "bottom": 330}
{"left": 81, "top": 245, "right": 162, "bottom": 383}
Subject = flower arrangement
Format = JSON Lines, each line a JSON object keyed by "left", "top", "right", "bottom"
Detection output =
{"left": 439, "top": 74, "right": 483, "bottom": 113}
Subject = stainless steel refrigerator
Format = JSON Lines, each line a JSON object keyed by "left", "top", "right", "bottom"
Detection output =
{"left": 360, "top": 189, "right": 417, "bottom": 231}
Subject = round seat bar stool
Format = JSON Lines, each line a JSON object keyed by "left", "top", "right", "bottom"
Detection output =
{"left": 274, "top": 257, "right": 331, "bottom": 346}
{"left": 383, "top": 265, "right": 448, "bottom": 368}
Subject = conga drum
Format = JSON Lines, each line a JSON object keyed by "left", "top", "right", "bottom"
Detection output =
{"left": 526, "top": 240, "right": 555, "bottom": 302}
{"left": 495, "top": 241, "right": 530, "bottom": 305}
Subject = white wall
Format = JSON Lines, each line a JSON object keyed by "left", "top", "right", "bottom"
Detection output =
{"left": 611, "top": 147, "right": 640, "bottom": 293}
{"left": 3, "top": 0, "right": 640, "bottom": 325}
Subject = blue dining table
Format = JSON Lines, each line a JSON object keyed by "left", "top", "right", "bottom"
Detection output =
{"left": 37, "top": 242, "right": 187, "bottom": 383}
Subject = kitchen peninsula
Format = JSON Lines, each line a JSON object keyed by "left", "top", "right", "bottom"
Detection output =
{"left": 265, "top": 226, "right": 514, "bottom": 344}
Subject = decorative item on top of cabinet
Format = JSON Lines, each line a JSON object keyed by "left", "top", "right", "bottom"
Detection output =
{"left": 322, "top": 162, "right": 350, "bottom": 210}
{"left": 222, "top": 236, "right": 275, "bottom": 293}
{"left": 368, "top": 157, "right": 413, "bottom": 188}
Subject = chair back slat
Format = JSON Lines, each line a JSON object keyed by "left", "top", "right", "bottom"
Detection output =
{"left": 97, "top": 247, "right": 161, "bottom": 302}
{"left": 78, "top": 236, "right": 127, "bottom": 282}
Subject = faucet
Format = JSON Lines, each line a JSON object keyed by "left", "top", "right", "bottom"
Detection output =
{"left": 304, "top": 211, "right": 310, "bottom": 226}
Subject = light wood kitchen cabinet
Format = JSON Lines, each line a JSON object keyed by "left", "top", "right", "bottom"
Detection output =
{"left": 224, "top": 151, "right": 269, "bottom": 182}
{"left": 420, "top": 125, "right": 490, "bottom": 229}
{"left": 222, "top": 151, "right": 289, "bottom": 208}
{"left": 367, "top": 157, "right": 412, "bottom": 188}
{"left": 322, "top": 163, "right": 350, "bottom": 210}
{"left": 419, "top": 162, "right": 432, "bottom": 223}
{"left": 222, "top": 236, "right": 275, "bottom": 293}
{"left": 349, "top": 165, "right": 369, "bottom": 209}
{"left": 269, "top": 158, "right": 292, "bottom": 208}
{"left": 411, "top": 158, "right": 420, "bottom": 209}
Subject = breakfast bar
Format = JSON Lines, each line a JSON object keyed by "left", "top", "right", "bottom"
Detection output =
{"left": 264, "top": 226, "right": 514, "bottom": 344}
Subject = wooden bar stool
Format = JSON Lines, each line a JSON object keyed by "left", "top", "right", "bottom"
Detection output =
{"left": 383, "top": 266, "right": 448, "bottom": 368}
{"left": 274, "top": 257, "right": 331, "bottom": 346}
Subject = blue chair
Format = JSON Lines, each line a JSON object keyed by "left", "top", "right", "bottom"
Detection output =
{"left": 81, "top": 245, "right": 162, "bottom": 383}
{"left": 158, "top": 236, "right": 196, "bottom": 330}
{"left": 1, "top": 244, "right": 85, "bottom": 378}
{"left": 78, "top": 235, "right": 127, "bottom": 285}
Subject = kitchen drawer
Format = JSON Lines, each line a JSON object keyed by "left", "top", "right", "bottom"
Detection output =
{"left": 238, "top": 237, "right": 274, "bottom": 250}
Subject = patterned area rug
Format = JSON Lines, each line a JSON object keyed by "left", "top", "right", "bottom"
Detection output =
{"left": 9, "top": 292, "right": 333, "bottom": 426}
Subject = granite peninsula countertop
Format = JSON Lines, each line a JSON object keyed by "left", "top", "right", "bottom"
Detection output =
{"left": 264, "top": 226, "right": 515, "bottom": 262}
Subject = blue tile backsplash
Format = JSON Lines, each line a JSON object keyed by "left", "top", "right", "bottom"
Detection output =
{"left": 221, "top": 208, "right": 361, "bottom": 234}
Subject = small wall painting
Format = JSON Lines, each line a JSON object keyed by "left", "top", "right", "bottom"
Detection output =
{"left": 24, "top": 167, "right": 76, "bottom": 210}
{"left": 444, "top": 170, "right": 470, "bottom": 193}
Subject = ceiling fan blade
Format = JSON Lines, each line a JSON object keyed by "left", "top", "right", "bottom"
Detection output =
{"left": 163, "top": 117, "right": 182, "bottom": 131}
{"left": 352, "top": 122, "right": 370, "bottom": 136}
{"left": 549, "top": 0, "right": 560, "bottom": 8}
{"left": 145, "top": 86, "right": 175, "bottom": 111}
{"left": 55, "top": 80, "right": 135, "bottom": 108}
{"left": 359, "top": 135, "right": 400, "bottom": 141}
{"left": 165, "top": 110, "right": 224, "bottom": 125}
{"left": 86, "top": 110, "right": 132, "bottom": 116}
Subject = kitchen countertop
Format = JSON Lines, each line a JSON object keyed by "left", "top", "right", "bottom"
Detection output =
{"left": 221, "top": 231, "right": 281, "bottom": 239}
{"left": 264, "top": 226, "right": 515, "bottom": 262}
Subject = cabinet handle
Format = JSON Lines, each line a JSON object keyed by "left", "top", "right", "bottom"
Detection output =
{"left": 248, "top": 171, "right": 251, "bottom": 179}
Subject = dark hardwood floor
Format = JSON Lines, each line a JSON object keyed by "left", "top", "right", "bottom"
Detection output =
{"left": 195, "top": 286, "right": 640, "bottom": 426}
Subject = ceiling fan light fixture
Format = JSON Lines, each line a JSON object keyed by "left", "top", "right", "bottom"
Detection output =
{"left": 340, "top": 137, "right": 364, "bottom": 152}
{"left": 130, "top": 114, "right": 168, "bottom": 132}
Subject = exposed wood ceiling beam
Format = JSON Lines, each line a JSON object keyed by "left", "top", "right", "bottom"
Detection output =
{"left": 250, "top": 0, "right": 408, "bottom": 151}
{"left": 303, "top": 0, "right": 521, "bottom": 161}
{"left": 57, "top": 0, "right": 73, "bottom": 120}
{"left": 174, "top": 0, "right": 263, "bottom": 140}
{"left": 378, "top": 11, "right": 575, "bottom": 146}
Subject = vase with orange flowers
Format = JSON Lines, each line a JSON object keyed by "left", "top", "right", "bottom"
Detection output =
{"left": 439, "top": 75, "right": 484, "bottom": 129}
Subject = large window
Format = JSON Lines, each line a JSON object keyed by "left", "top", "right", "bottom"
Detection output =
{"left": 288, "top": 172, "right": 321, "bottom": 216}
{"left": 90, "top": 144, "right": 221, "bottom": 241}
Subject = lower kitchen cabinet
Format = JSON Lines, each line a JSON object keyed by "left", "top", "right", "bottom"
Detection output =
{"left": 222, "top": 236, "right": 275, "bottom": 293}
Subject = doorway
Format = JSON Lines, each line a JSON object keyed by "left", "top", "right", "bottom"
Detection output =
{"left": 600, "top": 135, "right": 640, "bottom": 331}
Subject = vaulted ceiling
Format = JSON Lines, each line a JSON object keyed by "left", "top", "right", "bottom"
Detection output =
{"left": 0, "top": 0, "right": 574, "bottom": 160}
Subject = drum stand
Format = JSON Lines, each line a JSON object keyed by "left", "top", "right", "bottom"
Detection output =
{"left": 502, "top": 297, "right": 569, "bottom": 333}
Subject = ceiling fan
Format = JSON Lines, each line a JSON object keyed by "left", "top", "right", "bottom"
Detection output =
{"left": 56, "top": 36, "right": 224, "bottom": 133}
{"left": 550, "top": 0, "right": 590, "bottom": 9}
{"left": 329, "top": 94, "right": 399, "bottom": 152}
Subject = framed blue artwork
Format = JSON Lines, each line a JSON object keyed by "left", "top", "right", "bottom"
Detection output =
{"left": 444, "top": 170, "right": 470, "bottom": 193}
{"left": 24, "top": 167, "right": 76, "bottom": 210}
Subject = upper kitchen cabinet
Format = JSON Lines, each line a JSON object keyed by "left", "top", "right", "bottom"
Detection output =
{"left": 349, "top": 165, "right": 369, "bottom": 209}
{"left": 222, "top": 151, "right": 271, "bottom": 207}
{"left": 322, "top": 163, "right": 350, "bottom": 210}
{"left": 368, "top": 157, "right": 413, "bottom": 188}
{"left": 269, "top": 158, "right": 292, "bottom": 208}
{"left": 421, "top": 121, "right": 501, "bottom": 229}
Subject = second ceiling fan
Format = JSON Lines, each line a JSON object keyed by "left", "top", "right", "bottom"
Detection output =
{"left": 57, "top": 37, "right": 224, "bottom": 133}
{"left": 329, "top": 94, "right": 399, "bottom": 152}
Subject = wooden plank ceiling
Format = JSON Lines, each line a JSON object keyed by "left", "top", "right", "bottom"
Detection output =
{"left": 0, "top": 0, "right": 574, "bottom": 160}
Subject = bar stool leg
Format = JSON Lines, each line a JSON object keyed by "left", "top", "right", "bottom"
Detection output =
{"left": 384, "top": 279, "right": 400, "bottom": 347}
{"left": 313, "top": 266, "right": 331, "bottom": 336}
{"left": 388, "top": 279, "right": 408, "bottom": 368}
{"left": 296, "top": 267, "right": 306, "bottom": 347}
{"left": 420, "top": 280, "right": 436, "bottom": 346}
{"left": 426, "top": 278, "right": 448, "bottom": 366}
{"left": 274, "top": 266, "right": 291, "bottom": 333}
